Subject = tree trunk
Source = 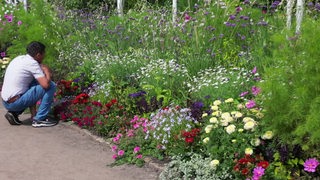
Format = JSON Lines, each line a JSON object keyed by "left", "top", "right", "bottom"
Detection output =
{"left": 117, "top": 0, "right": 124, "bottom": 17}
{"left": 295, "top": 0, "right": 304, "bottom": 33}
{"left": 172, "top": 0, "right": 177, "bottom": 24}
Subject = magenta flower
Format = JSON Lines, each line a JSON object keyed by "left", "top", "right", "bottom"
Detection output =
{"left": 240, "top": 91, "right": 249, "bottom": 97}
{"left": 111, "top": 145, "right": 118, "bottom": 152}
{"left": 304, "top": 158, "right": 319, "bottom": 172}
{"left": 253, "top": 166, "right": 265, "bottom": 179}
{"left": 185, "top": 13, "right": 191, "bottom": 22}
{"left": 0, "top": 52, "right": 6, "bottom": 57}
{"left": 127, "top": 129, "right": 134, "bottom": 137}
{"left": 251, "top": 86, "right": 261, "bottom": 96}
{"left": 133, "top": 146, "right": 140, "bottom": 153}
{"left": 136, "top": 154, "right": 143, "bottom": 159}
{"left": 5, "top": 14, "right": 13, "bottom": 23}
{"left": 118, "top": 150, "right": 125, "bottom": 156}
{"left": 113, "top": 137, "right": 120, "bottom": 142}
{"left": 112, "top": 154, "right": 118, "bottom": 159}
{"left": 246, "top": 100, "right": 256, "bottom": 109}
{"left": 252, "top": 66, "right": 257, "bottom": 74}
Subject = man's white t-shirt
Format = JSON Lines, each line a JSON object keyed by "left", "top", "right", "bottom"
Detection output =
{"left": 1, "top": 54, "right": 45, "bottom": 101}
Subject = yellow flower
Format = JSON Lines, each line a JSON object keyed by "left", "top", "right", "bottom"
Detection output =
{"left": 221, "top": 112, "right": 231, "bottom": 119}
{"left": 225, "top": 124, "right": 236, "bottom": 134}
{"left": 244, "top": 121, "right": 256, "bottom": 130}
{"left": 256, "top": 112, "right": 264, "bottom": 119}
{"left": 245, "top": 148, "right": 253, "bottom": 155}
{"left": 202, "top": 113, "right": 208, "bottom": 118}
{"left": 209, "top": 117, "right": 218, "bottom": 123}
{"left": 225, "top": 98, "right": 234, "bottom": 103}
{"left": 212, "top": 111, "right": 221, "bottom": 117}
{"left": 262, "top": 131, "right": 273, "bottom": 140}
{"left": 211, "top": 105, "right": 219, "bottom": 111}
{"left": 234, "top": 112, "right": 243, "bottom": 118}
{"left": 237, "top": 103, "right": 244, "bottom": 109}
{"left": 1, "top": 65, "right": 6, "bottom": 69}
{"left": 243, "top": 117, "right": 254, "bottom": 123}
{"left": 251, "top": 138, "right": 261, "bottom": 146}
{"left": 213, "top": 100, "right": 221, "bottom": 106}
{"left": 203, "top": 137, "right": 210, "bottom": 144}
{"left": 238, "top": 128, "right": 244, "bottom": 132}
{"left": 231, "top": 139, "right": 237, "bottom": 143}
{"left": 210, "top": 159, "right": 219, "bottom": 168}
{"left": 205, "top": 125, "right": 213, "bottom": 133}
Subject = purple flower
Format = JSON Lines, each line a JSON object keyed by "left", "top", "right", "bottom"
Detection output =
{"left": 5, "top": 14, "right": 13, "bottom": 23}
{"left": 253, "top": 166, "right": 265, "bottom": 179}
{"left": 246, "top": 100, "right": 256, "bottom": 109}
{"left": 17, "top": 20, "right": 22, "bottom": 26}
{"left": 229, "top": 15, "right": 236, "bottom": 20}
{"left": 304, "top": 158, "right": 319, "bottom": 172}
{"left": 185, "top": 13, "right": 191, "bottom": 22}
{"left": 129, "top": 91, "right": 146, "bottom": 98}
{"left": 0, "top": 52, "right": 6, "bottom": 58}
{"left": 236, "top": 6, "right": 243, "bottom": 12}
{"left": 251, "top": 86, "right": 261, "bottom": 96}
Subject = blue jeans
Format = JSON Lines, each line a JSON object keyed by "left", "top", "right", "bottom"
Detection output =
{"left": 2, "top": 81, "right": 56, "bottom": 121}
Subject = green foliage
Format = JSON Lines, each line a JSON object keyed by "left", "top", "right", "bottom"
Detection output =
{"left": 261, "top": 18, "right": 320, "bottom": 150}
{"left": 5, "top": 0, "right": 63, "bottom": 79}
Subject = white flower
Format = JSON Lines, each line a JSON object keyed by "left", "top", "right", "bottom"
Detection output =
{"left": 210, "top": 159, "right": 219, "bottom": 168}
{"left": 238, "top": 128, "right": 244, "bottom": 132}
{"left": 244, "top": 121, "right": 256, "bottom": 130}
{"left": 212, "top": 111, "right": 221, "bottom": 117}
{"left": 251, "top": 138, "right": 261, "bottom": 146}
{"left": 221, "top": 112, "right": 231, "bottom": 120}
{"left": 209, "top": 117, "right": 218, "bottom": 123}
{"left": 231, "top": 139, "right": 237, "bottom": 143}
{"left": 237, "top": 104, "right": 244, "bottom": 109}
{"left": 225, "top": 124, "right": 236, "bottom": 134}
{"left": 245, "top": 148, "right": 253, "bottom": 155}
{"left": 205, "top": 125, "right": 213, "bottom": 133}
{"left": 234, "top": 112, "right": 243, "bottom": 118}
{"left": 213, "top": 100, "right": 222, "bottom": 106}
{"left": 220, "top": 120, "right": 229, "bottom": 127}
{"left": 262, "top": 131, "right": 273, "bottom": 140}
{"left": 225, "top": 98, "right": 234, "bottom": 103}
{"left": 203, "top": 137, "right": 210, "bottom": 144}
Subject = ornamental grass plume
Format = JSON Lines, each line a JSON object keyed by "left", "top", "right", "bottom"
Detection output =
{"left": 304, "top": 158, "right": 319, "bottom": 172}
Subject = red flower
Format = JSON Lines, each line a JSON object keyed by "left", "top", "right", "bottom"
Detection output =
{"left": 241, "top": 168, "right": 249, "bottom": 175}
{"left": 257, "top": 161, "right": 269, "bottom": 169}
{"left": 111, "top": 99, "right": 117, "bottom": 104}
{"left": 185, "top": 137, "right": 194, "bottom": 143}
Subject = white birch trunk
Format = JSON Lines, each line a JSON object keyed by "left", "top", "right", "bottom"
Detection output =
{"left": 23, "top": 0, "right": 27, "bottom": 11}
{"left": 172, "top": 0, "right": 177, "bottom": 24}
{"left": 286, "top": 0, "right": 295, "bottom": 29}
{"left": 295, "top": 0, "right": 304, "bottom": 33}
{"left": 117, "top": 0, "right": 124, "bottom": 17}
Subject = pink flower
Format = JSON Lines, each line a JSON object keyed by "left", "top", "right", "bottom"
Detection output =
{"left": 185, "top": 13, "right": 191, "bottom": 22}
{"left": 240, "top": 91, "right": 249, "bottom": 97}
{"left": 304, "top": 158, "right": 319, "bottom": 172}
{"left": 17, "top": 20, "right": 22, "bottom": 26}
{"left": 251, "top": 86, "right": 261, "bottom": 96}
{"left": 133, "top": 123, "right": 140, "bottom": 129}
{"left": 112, "top": 154, "right": 118, "bottom": 159}
{"left": 111, "top": 145, "right": 118, "bottom": 152}
{"left": 127, "top": 129, "right": 134, "bottom": 137}
{"left": 113, "top": 137, "right": 120, "bottom": 142}
{"left": 133, "top": 146, "right": 140, "bottom": 153}
{"left": 252, "top": 166, "right": 265, "bottom": 179}
{"left": 252, "top": 66, "right": 257, "bottom": 74}
{"left": 136, "top": 154, "right": 143, "bottom": 159}
{"left": 118, "top": 150, "right": 125, "bottom": 156}
{"left": 246, "top": 100, "right": 256, "bottom": 109}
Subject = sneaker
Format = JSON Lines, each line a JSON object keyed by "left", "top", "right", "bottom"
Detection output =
{"left": 32, "top": 119, "right": 58, "bottom": 128}
{"left": 5, "top": 111, "right": 22, "bottom": 125}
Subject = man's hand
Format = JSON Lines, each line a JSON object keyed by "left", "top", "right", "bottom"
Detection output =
{"left": 40, "top": 64, "right": 52, "bottom": 81}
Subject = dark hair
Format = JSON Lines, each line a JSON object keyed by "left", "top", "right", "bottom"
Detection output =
{"left": 26, "top": 41, "right": 46, "bottom": 57}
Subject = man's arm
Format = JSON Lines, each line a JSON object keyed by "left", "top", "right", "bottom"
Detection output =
{"left": 37, "top": 64, "right": 52, "bottom": 89}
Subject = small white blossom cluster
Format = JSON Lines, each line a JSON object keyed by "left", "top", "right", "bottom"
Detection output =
{"left": 145, "top": 106, "right": 198, "bottom": 149}
{"left": 187, "top": 66, "right": 251, "bottom": 93}
{"left": 134, "top": 59, "right": 189, "bottom": 86}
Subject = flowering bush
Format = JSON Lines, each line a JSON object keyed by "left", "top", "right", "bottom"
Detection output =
{"left": 145, "top": 105, "right": 200, "bottom": 156}
{"left": 201, "top": 97, "right": 272, "bottom": 177}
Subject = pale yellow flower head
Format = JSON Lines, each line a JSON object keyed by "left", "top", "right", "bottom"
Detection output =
{"left": 244, "top": 121, "right": 256, "bottom": 130}
{"left": 211, "top": 105, "right": 219, "bottom": 111}
{"left": 202, "top": 113, "right": 208, "bottom": 118}
{"left": 245, "top": 148, "right": 253, "bottom": 155}
{"left": 210, "top": 159, "right": 220, "bottom": 168}
{"left": 212, "top": 111, "right": 221, "bottom": 117}
{"left": 262, "top": 131, "right": 273, "bottom": 140}
{"left": 205, "top": 125, "right": 213, "bottom": 133}
{"left": 238, "top": 128, "right": 244, "bottom": 133}
{"left": 237, "top": 103, "right": 244, "bottom": 109}
{"left": 221, "top": 112, "right": 231, "bottom": 120}
{"left": 231, "top": 139, "right": 237, "bottom": 143}
{"left": 251, "top": 138, "right": 261, "bottom": 146}
{"left": 1, "top": 65, "right": 6, "bottom": 69}
{"left": 243, "top": 117, "right": 255, "bottom": 123}
{"left": 213, "top": 100, "right": 222, "bottom": 106}
{"left": 209, "top": 117, "right": 218, "bottom": 123}
{"left": 225, "top": 124, "right": 236, "bottom": 134}
{"left": 203, "top": 137, "right": 210, "bottom": 144}
{"left": 225, "top": 98, "right": 234, "bottom": 103}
